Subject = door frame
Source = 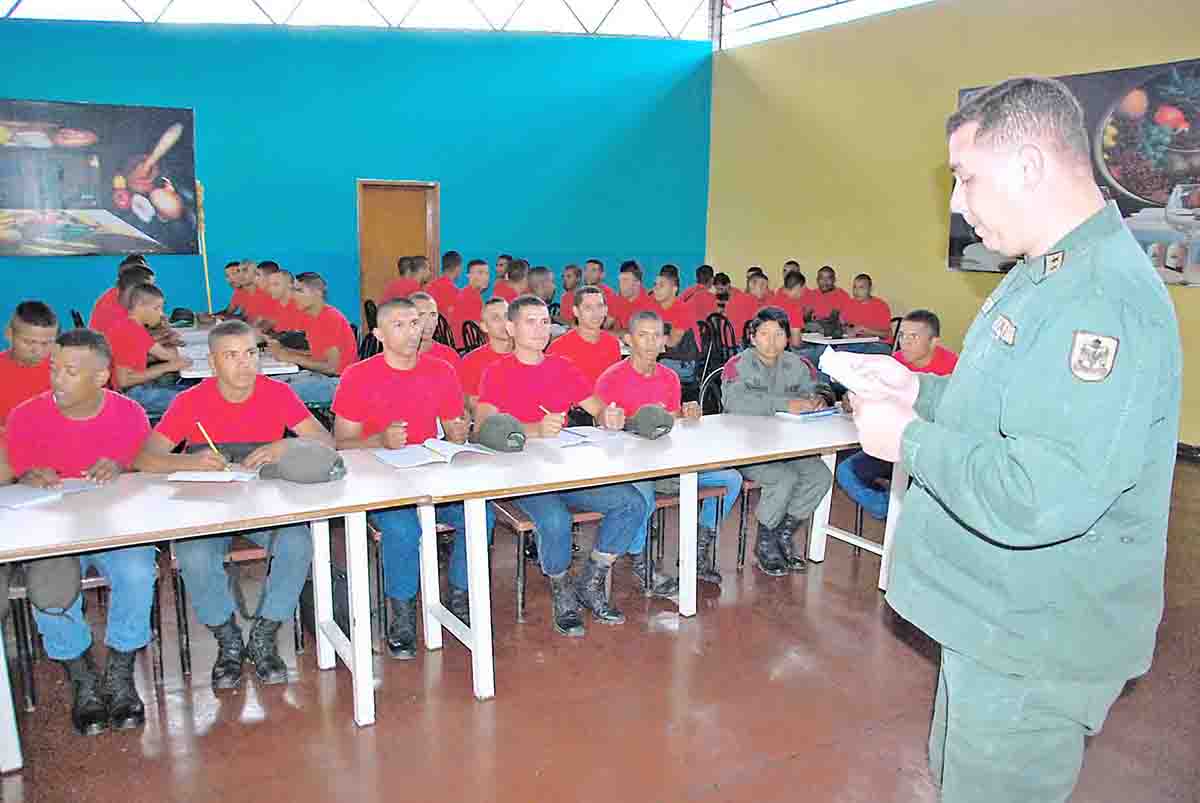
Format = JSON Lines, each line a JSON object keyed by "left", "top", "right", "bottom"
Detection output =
{"left": 356, "top": 178, "right": 441, "bottom": 319}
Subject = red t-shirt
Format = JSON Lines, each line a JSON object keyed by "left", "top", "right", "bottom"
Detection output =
{"left": 546, "top": 329, "right": 622, "bottom": 389}
{"left": 271, "top": 299, "right": 307, "bottom": 331}
{"left": 460, "top": 345, "right": 508, "bottom": 397}
{"left": 333, "top": 353, "right": 463, "bottom": 442}
{"left": 0, "top": 351, "right": 51, "bottom": 424}
{"left": 299, "top": 305, "right": 357, "bottom": 374}
{"left": 652, "top": 297, "right": 700, "bottom": 345}
{"left": 88, "top": 287, "right": 124, "bottom": 332}
{"left": 492, "top": 281, "right": 519, "bottom": 302}
{"left": 894, "top": 345, "right": 958, "bottom": 376}
{"left": 425, "top": 277, "right": 460, "bottom": 317}
{"left": 809, "top": 287, "right": 852, "bottom": 319}
{"left": 381, "top": 277, "right": 421, "bottom": 303}
{"left": 453, "top": 286, "right": 484, "bottom": 333}
{"left": 594, "top": 359, "right": 682, "bottom": 415}
{"left": 560, "top": 285, "right": 618, "bottom": 326}
{"left": 687, "top": 288, "right": 718, "bottom": 321}
{"left": 229, "top": 287, "right": 255, "bottom": 315}
{"left": 423, "top": 341, "right": 462, "bottom": 377}
{"left": 155, "top": 375, "right": 309, "bottom": 447}
{"left": 608, "top": 290, "right": 655, "bottom": 330}
{"left": 106, "top": 316, "right": 155, "bottom": 373}
{"left": 843, "top": 297, "right": 894, "bottom": 342}
{"left": 772, "top": 295, "right": 808, "bottom": 330}
{"left": 6, "top": 390, "right": 149, "bottom": 478}
{"left": 478, "top": 354, "right": 590, "bottom": 424}
{"left": 239, "top": 288, "right": 273, "bottom": 322}
{"left": 723, "top": 292, "right": 768, "bottom": 340}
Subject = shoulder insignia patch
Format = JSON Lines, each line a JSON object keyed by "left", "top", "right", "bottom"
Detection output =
{"left": 1046, "top": 251, "right": 1065, "bottom": 275}
{"left": 991, "top": 314, "right": 1017, "bottom": 346}
{"left": 1070, "top": 331, "right": 1118, "bottom": 382}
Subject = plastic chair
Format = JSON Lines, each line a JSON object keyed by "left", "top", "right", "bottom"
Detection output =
{"left": 460, "top": 320, "right": 486, "bottom": 353}
{"left": 434, "top": 313, "right": 455, "bottom": 350}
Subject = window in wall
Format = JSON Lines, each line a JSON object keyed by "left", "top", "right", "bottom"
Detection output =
{"left": 720, "top": 0, "right": 938, "bottom": 49}
{"left": 286, "top": 0, "right": 386, "bottom": 27}
{"left": 8, "top": 0, "right": 141, "bottom": 22}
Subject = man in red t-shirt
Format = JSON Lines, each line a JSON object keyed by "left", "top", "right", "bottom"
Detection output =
{"left": 495, "top": 254, "right": 512, "bottom": 281}
{"left": 411, "top": 292, "right": 462, "bottom": 376}
{"left": 332, "top": 298, "right": 493, "bottom": 658}
{"left": 554, "top": 264, "right": 581, "bottom": 325}
{"left": 809, "top": 265, "right": 852, "bottom": 320}
{"left": 135, "top": 319, "right": 332, "bottom": 690}
{"left": 679, "top": 263, "right": 719, "bottom": 322}
{"left": 546, "top": 286, "right": 621, "bottom": 388}
{"left": 88, "top": 255, "right": 146, "bottom": 332}
{"left": 8, "top": 328, "right": 155, "bottom": 736}
{"left": 528, "top": 266, "right": 556, "bottom": 306}
{"left": 724, "top": 271, "right": 772, "bottom": 343}
{"left": 426, "top": 250, "right": 463, "bottom": 322}
{"left": 381, "top": 256, "right": 421, "bottom": 304}
{"left": 563, "top": 258, "right": 621, "bottom": 327}
{"left": 107, "top": 283, "right": 191, "bottom": 415}
{"left": 460, "top": 298, "right": 512, "bottom": 414}
{"left": 649, "top": 265, "right": 702, "bottom": 381}
{"left": 476, "top": 297, "right": 648, "bottom": 638}
{"left": 492, "top": 259, "right": 530, "bottom": 302}
{"left": 451, "top": 258, "right": 490, "bottom": 344}
{"left": 562, "top": 263, "right": 582, "bottom": 296}
{"left": 267, "top": 271, "right": 357, "bottom": 405}
{"left": 217, "top": 260, "right": 256, "bottom": 319}
{"left": 0, "top": 301, "right": 57, "bottom": 426}
{"left": 843, "top": 273, "right": 894, "bottom": 344}
{"left": 263, "top": 268, "right": 306, "bottom": 331}
{"left": 241, "top": 261, "right": 285, "bottom": 330}
{"left": 606, "top": 260, "right": 653, "bottom": 332}
{"left": 775, "top": 272, "right": 811, "bottom": 345}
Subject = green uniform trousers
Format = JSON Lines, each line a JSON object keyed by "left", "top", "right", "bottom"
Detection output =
{"left": 738, "top": 456, "right": 832, "bottom": 529}
{"left": 930, "top": 648, "right": 1125, "bottom": 803}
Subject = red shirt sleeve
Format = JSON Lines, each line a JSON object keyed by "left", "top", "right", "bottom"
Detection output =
{"left": 559, "top": 291, "right": 576, "bottom": 325}
{"left": 153, "top": 385, "right": 195, "bottom": 445}
{"left": 664, "top": 368, "right": 683, "bottom": 412}
{"left": 108, "top": 318, "right": 154, "bottom": 372}
{"left": 331, "top": 359, "right": 371, "bottom": 423}
{"left": 434, "top": 360, "right": 466, "bottom": 421}
{"left": 271, "top": 375, "right": 312, "bottom": 428}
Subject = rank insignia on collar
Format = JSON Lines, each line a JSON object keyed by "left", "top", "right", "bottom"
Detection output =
{"left": 1070, "top": 331, "right": 1118, "bottom": 382}
{"left": 1046, "top": 251, "right": 1065, "bottom": 275}
{"left": 991, "top": 314, "right": 1016, "bottom": 346}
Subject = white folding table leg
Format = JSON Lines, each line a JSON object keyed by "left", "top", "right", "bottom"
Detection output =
{"left": 417, "top": 503, "right": 443, "bottom": 651}
{"left": 807, "top": 453, "right": 838, "bottom": 562}
{"left": 0, "top": 631, "right": 23, "bottom": 773}
{"left": 343, "top": 511, "right": 376, "bottom": 727}
{"left": 310, "top": 519, "right": 335, "bottom": 670}
{"left": 463, "top": 498, "right": 495, "bottom": 700}
{"left": 878, "top": 463, "right": 909, "bottom": 591}
{"left": 678, "top": 472, "right": 698, "bottom": 617}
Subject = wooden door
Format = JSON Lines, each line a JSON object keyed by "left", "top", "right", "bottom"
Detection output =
{"left": 357, "top": 179, "right": 440, "bottom": 327}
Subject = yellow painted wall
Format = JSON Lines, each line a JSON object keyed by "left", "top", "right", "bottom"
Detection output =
{"left": 707, "top": 0, "right": 1200, "bottom": 442}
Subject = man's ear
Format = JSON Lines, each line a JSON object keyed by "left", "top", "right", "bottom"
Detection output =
{"left": 1016, "top": 143, "right": 1046, "bottom": 191}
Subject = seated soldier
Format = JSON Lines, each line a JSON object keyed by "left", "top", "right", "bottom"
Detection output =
{"left": 89, "top": 254, "right": 147, "bottom": 332}
{"left": 107, "top": 283, "right": 192, "bottom": 416}
{"left": 493, "top": 259, "right": 530, "bottom": 302}
{"left": 427, "top": 251, "right": 463, "bottom": 322}
{"left": 776, "top": 272, "right": 813, "bottom": 347}
{"left": 562, "top": 259, "right": 619, "bottom": 326}
{"left": 411, "top": 291, "right": 463, "bottom": 376}
{"left": 263, "top": 267, "right": 305, "bottom": 332}
{"left": 528, "top": 265, "right": 556, "bottom": 305}
{"left": 837, "top": 272, "right": 894, "bottom": 356}
{"left": 460, "top": 298, "right": 512, "bottom": 416}
{"left": 135, "top": 320, "right": 333, "bottom": 690}
{"left": 723, "top": 307, "right": 835, "bottom": 577}
{"left": 7, "top": 329, "right": 156, "bottom": 736}
{"left": 650, "top": 264, "right": 702, "bottom": 381}
{"left": 242, "top": 260, "right": 283, "bottom": 329}
{"left": 451, "top": 258, "right": 490, "bottom": 342}
{"left": 217, "top": 260, "right": 257, "bottom": 319}
{"left": 724, "top": 269, "right": 772, "bottom": 343}
{"left": 836, "top": 309, "right": 957, "bottom": 519}
{"left": 679, "top": 263, "right": 718, "bottom": 320}
{"left": 596, "top": 310, "right": 743, "bottom": 592}
{"left": 561, "top": 263, "right": 582, "bottom": 296}
{"left": 476, "top": 296, "right": 648, "bottom": 638}
{"left": 267, "top": 271, "right": 357, "bottom": 406}
{"left": 809, "top": 265, "right": 852, "bottom": 321}
{"left": 546, "top": 286, "right": 621, "bottom": 389}
{"left": 607, "top": 260, "right": 654, "bottom": 333}
{"left": 381, "top": 255, "right": 421, "bottom": 304}
{"left": 1, "top": 301, "right": 57, "bottom": 426}
{"left": 332, "top": 298, "right": 494, "bottom": 659}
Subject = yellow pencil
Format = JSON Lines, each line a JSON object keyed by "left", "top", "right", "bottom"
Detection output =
{"left": 196, "top": 422, "right": 223, "bottom": 462}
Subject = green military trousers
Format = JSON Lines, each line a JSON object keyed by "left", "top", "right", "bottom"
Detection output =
{"left": 739, "top": 456, "right": 832, "bottom": 530}
{"left": 929, "top": 648, "right": 1126, "bottom": 803}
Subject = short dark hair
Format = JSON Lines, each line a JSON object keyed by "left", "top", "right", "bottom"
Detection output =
{"left": 497, "top": 253, "right": 513, "bottom": 263}
{"left": 507, "top": 259, "right": 530, "bottom": 282}
{"left": 585, "top": 258, "right": 603, "bottom": 269}
{"left": 747, "top": 272, "right": 769, "bottom": 286}
{"left": 563, "top": 264, "right": 581, "bottom": 276}
{"left": 657, "top": 264, "right": 680, "bottom": 290}
{"left": 506, "top": 294, "right": 547, "bottom": 321}
{"left": 748, "top": 306, "right": 791, "bottom": 342}
{"left": 574, "top": 285, "right": 606, "bottom": 307}
{"left": 854, "top": 273, "right": 873, "bottom": 288}
{"left": 783, "top": 259, "right": 800, "bottom": 269}
{"left": 224, "top": 260, "right": 240, "bottom": 271}
{"left": 946, "top": 76, "right": 1089, "bottom": 162}
{"left": 695, "top": 264, "right": 714, "bottom": 285}
{"left": 618, "top": 260, "right": 643, "bottom": 282}
{"left": 295, "top": 272, "right": 327, "bottom": 298}
{"left": 412, "top": 255, "right": 429, "bottom": 268}
{"left": 528, "top": 266, "right": 552, "bottom": 281}
{"left": 273, "top": 268, "right": 294, "bottom": 280}
{"left": 128, "top": 282, "right": 164, "bottom": 308}
{"left": 482, "top": 297, "right": 508, "bottom": 311}
{"left": 903, "top": 309, "right": 941, "bottom": 338}
{"left": 747, "top": 266, "right": 765, "bottom": 277}
{"left": 818, "top": 265, "right": 835, "bottom": 278}
{"left": 57, "top": 328, "right": 111, "bottom": 365}
{"left": 713, "top": 272, "right": 731, "bottom": 287}
{"left": 117, "top": 265, "right": 155, "bottom": 293}
{"left": 443, "top": 250, "right": 463, "bottom": 272}
{"left": 256, "top": 260, "right": 280, "bottom": 274}
{"left": 409, "top": 291, "right": 435, "bottom": 305}
{"left": 628, "top": 310, "right": 663, "bottom": 332}
{"left": 208, "top": 319, "right": 255, "bottom": 350}
{"left": 377, "top": 297, "right": 417, "bottom": 320}
{"left": 118, "top": 254, "right": 147, "bottom": 273}
{"left": 784, "top": 272, "right": 806, "bottom": 289}
{"left": 13, "top": 300, "right": 58, "bottom": 329}
{"left": 397, "top": 255, "right": 415, "bottom": 275}
{"left": 467, "top": 258, "right": 488, "bottom": 271}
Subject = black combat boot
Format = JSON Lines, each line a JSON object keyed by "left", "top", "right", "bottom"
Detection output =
{"left": 207, "top": 615, "right": 245, "bottom": 690}
{"left": 629, "top": 552, "right": 679, "bottom": 598}
{"left": 549, "top": 572, "right": 584, "bottom": 637}
{"left": 754, "top": 521, "right": 789, "bottom": 577}
{"left": 448, "top": 587, "right": 471, "bottom": 626}
{"left": 386, "top": 596, "right": 417, "bottom": 660}
{"left": 60, "top": 648, "right": 108, "bottom": 736}
{"left": 575, "top": 554, "right": 625, "bottom": 625}
{"left": 101, "top": 647, "right": 145, "bottom": 730}
{"left": 246, "top": 618, "right": 288, "bottom": 684}
{"left": 775, "top": 516, "right": 808, "bottom": 573}
{"left": 697, "top": 526, "right": 724, "bottom": 586}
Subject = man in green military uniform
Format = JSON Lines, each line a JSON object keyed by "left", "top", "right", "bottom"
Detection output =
{"left": 850, "top": 77, "right": 1181, "bottom": 802}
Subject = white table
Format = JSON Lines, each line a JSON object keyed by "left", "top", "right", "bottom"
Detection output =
{"left": 0, "top": 450, "right": 428, "bottom": 772}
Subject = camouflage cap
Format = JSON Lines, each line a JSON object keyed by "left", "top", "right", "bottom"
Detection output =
{"left": 625, "top": 405, "right": 675, "bottom": 440}
{"left": 259, "top": 439, "right": 347, "bottom": 484}
{"left": 472, "top": 414, "right": 527, "bottom": 452}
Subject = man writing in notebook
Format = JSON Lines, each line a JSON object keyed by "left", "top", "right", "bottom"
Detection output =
{"left": 7, "top": 329, "right": 155, "bottom": 736}
{"left": 476, "top": 296, "right": 648, "bottom": 638}
{"left": 333, "top": 298, "right": 493, "bottom": 659}
{"left": 135, "top": 320, "right": 333, "bottom": 691}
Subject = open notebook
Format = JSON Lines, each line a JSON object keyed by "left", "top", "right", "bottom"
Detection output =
{"left": 375, "top": 439, "right": 497, "bottom": 470}
{"left": 0, "top": 478, "right": 100, "bottom": 509}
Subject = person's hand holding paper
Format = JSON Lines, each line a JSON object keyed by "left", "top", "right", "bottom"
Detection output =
{"left": 818, "top": 348, "right": 919, "bottom": 407}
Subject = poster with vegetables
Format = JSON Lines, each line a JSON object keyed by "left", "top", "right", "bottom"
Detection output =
{"left": 0, "top": 99, "right": 197, "bottom": 257}
{"left": 948, "top": 58, "right": 1200, "bottom": 283}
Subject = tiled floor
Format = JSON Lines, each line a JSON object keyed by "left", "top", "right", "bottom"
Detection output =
{"left": 3, "top": 463, "right": 1197, "bottom": 802}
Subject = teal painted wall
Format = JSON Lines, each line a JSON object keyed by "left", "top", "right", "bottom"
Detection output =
{"left": 0, "top": 20, "right": 711, "bottom": 324}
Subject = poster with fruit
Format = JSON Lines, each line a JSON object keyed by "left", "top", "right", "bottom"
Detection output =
{"left": 0, "top": 99, "right": 197, "bottom": 257}
{"left": 947, "top": 58, "right": 1200, "bottom": 284}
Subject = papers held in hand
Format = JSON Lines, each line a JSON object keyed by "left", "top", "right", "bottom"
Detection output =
{"left": 0, "top": 479, "right": 100, "bottom": 509}
{"left": 375, "top": 439, "right": 497, "bottom": 470}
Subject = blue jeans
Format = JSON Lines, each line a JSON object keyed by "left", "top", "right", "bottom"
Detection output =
{"left": 368, "top": 502, "right": 496, "bottom": 601}
{"left": 125, "top": 381, "right": 185, "bottom": 417}
{"left": 175, "top": 524, "right": 312, "bottom": 626}
{"left": 32, "top": 546, "right": 157, "bottom": 660}
{"left": 514, "top": 485, "right": 648, "bottom": 576}
{"left": 628, "top": 468, "right": 743, "bottom": 553}
{"left": 278, "top": 370, "right": 339, "bottom": 406}
{"left": 835, "top": 451, "right": 889, "bottom": 520}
